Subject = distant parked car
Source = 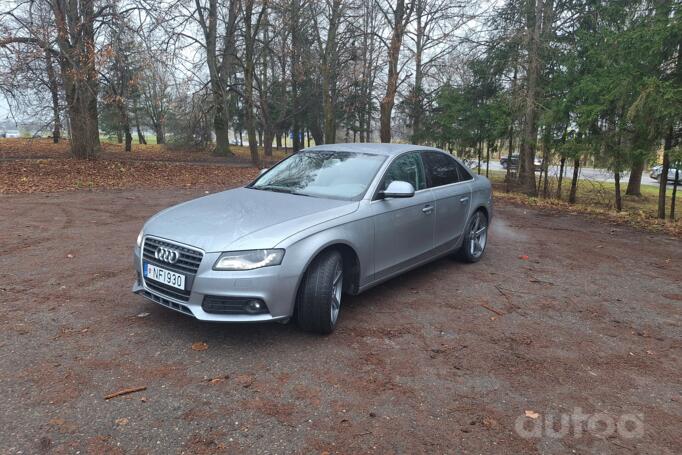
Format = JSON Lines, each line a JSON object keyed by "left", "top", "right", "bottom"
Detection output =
{"left": 650, "top": 165, "right": 662, "bottom": 179}
{"left": 651, "top": 165, "right": 681, "bottom": 183}
{"left": 4, "top": 130, "right": 20, "bottom": 138}
{"left": 500, "top": 155, "right": 543, "bottom": 171}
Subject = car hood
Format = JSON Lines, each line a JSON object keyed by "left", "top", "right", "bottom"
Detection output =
{"left": 144, "top": 187, "right": 359, "bottom": 252}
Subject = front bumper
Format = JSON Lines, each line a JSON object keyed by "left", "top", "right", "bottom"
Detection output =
{"left": 132, "top": 244, "right": 299, "bottom": 322}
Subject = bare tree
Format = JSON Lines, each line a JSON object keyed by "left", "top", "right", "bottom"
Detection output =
{"left": 1, "top": 0, "right": 110, "bottom": 158}
{"left": 377, "top": 0, "right": 415, "bottom": 143}
{"left": 192, "top": 0, "right": 240, "bottom": 154}
{"left": 241, "top": 0, "right": 267, "bottom": 165}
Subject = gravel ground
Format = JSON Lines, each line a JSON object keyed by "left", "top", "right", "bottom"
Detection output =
{"left": 0, "top": 189, "right": 680, "bottom": 454}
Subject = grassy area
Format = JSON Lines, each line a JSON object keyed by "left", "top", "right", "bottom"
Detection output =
{"left": 479, "top": 169, "right": 680, "bottom": 236}
{"left": 483, "top": 169, "right": 678, "bottom": 220}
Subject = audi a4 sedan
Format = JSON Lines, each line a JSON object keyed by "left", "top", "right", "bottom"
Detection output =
{"left": 133, "top": 144, "right": 492, "bottom": 333}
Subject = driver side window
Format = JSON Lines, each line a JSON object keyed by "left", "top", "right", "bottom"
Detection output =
{"left": 381, "top": 152, "right": 426, "bottom": 192}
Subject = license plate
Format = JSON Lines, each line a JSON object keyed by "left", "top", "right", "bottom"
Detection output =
{"left": 144, "top": 262, "right": 186, "bottom": 290}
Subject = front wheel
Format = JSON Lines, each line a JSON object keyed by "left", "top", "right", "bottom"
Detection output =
{"left": 296, "top": 250, "right": 343, "bottom": 334}
{"left": 457, "top": 211, "right": 488, "bottom": 263}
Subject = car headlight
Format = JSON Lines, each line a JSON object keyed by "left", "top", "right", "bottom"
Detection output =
{"left": 136, "top": 229, "right": 144, "bottom": 248}
{"left": 213, "top": 249, "right": 285, "bottom": 271}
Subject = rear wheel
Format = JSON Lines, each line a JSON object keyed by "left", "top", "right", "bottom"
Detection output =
{"left": 457, "top": 210, "right": 488, "bottom": 263}
{"left": 296, "top": 250, "right": 343, "bottom": 334}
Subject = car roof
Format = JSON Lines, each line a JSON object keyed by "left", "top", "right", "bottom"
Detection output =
{"left": 303, "top": 143, "right": 445, "bottom": 156}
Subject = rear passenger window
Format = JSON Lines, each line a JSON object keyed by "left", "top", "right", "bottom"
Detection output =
{"left": 422, "top": 151, "right": 471, "bottom": 187}
{"left": 453, "top": 160, "right": 473, "bottom": 182}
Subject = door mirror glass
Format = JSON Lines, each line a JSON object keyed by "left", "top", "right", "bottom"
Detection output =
{"left": 381, "top": 181, "right": 415, "bottom": 198}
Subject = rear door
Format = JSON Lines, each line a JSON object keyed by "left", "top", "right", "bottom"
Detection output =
{"left": 371, "top": 152, "right": 435, "bottom": 281}
{"left": 421, "top": 151, "right": 473, "bottom": 253}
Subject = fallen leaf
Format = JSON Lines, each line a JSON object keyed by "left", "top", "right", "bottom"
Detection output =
{"left": 234, "top": 374, "right": 254, "bottom": 388}
{"left": 518, "top": 255, "right": 529, "bottom": 260}
{"left": 525, "top": 410, "right": 540, "bottom": 419}
{"left": 115, "top": 417, "right": 129, "bottom": 426}
{"left": 206, "top": 374, "right": 229, "bottom": 385}
{"left": 136, "top": 312, "right": 150, "bottom": 318}
{"left": 191, "top": 342, "right": 208, "bottom": 351}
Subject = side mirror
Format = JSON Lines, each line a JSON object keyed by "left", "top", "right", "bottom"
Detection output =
{"left": 381, "top": 181, "right": 415, "bottom": 199}
{"left": 259, "top": 168, "right": 269, "bottom": 175}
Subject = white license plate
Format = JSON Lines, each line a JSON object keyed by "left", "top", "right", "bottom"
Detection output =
{"left": 144, "top": 262, "right": 186, "bottom": 290}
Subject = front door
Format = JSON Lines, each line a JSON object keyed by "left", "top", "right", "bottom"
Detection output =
{"left": 371, "top": 152, "right": 435, "bottom": 281}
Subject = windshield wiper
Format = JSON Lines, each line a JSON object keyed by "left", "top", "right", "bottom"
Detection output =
{"left": 254, "top": 185, "right": 311, "bottom": 197}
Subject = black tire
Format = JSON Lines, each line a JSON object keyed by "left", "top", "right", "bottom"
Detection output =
{"left": 296, "top": 250, "right": 343, "bottom": 334}
{"left": 456, "top": 210, "right": 489, "bottom": 263}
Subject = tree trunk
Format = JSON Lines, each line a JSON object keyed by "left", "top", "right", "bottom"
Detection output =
{"left": 244, "top": 58, "right": 259, "bottom": 166}
{"left": 670, "top": 168, "right": 679, "bottom": 221}
{"left": 658, "top": 126, "right": 673, "bottom": 219}
{"left": 53, "top": 0, "right": 101, "bottom": 158}
{"left": 320, "top": 0, "right": 342, "bottom": 145}
{"left": 379, "top": 0, "right": 410, "bottom": 143}
{"left": 67, "top": 93, "right": 101, "bottom": 159}
{"left": 485, "top": 140, "right": 490, "bottom": 178}
{"left": 213, "top": 99, "right": 231, "bottom": 154}
{"left": 541, "top": 136, "right": 550, "bottom": 197}
{"left": 568, "top": 157, "right": 580, "bottom": 204}
{"left": 626, "top": 160, "right": 644, "bottom": 196}
{"left": 263, "top": 129, "right": 273, "bottom": 157}
{"left": 155, "top": 124, "right": 165, "bottom": 145}
{"left": 45, "top": 50, "right": 61, "bottom": 144}
{"left": 518, "top": 0, "right": 543, "bottom": 196}
{"left": 504, "top": 64, "right": 518, "bottom": 193}
{"left": 614, "top": 171, "right": 622, "bottom": 212}
{"left": 200, "top": 0, "right": 237, "bottom": 155}
{"left": 124, "top": 125, "right": 133, "bottom": 152}
{"left": 292, "top": 126, "right": 301, "bottom": 152}
{"left": 411, "top": 0, "right": 424, "bottom": 143}
{"left": 134, "top": 106, "right": 146, "bottom": 145}
{"left": 309, "top": 124, "right": 323, "bottom": 146}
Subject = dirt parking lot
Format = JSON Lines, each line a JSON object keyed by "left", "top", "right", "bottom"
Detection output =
{"left": 0, "top": 189, "right": 680, "bottom": 454}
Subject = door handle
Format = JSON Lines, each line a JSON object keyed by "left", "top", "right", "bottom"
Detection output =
{"left": 422, "top": 205, "right": 434, "bottom": 214}
{"left": 459, "top": 196, "right": 470, "bottom": 203}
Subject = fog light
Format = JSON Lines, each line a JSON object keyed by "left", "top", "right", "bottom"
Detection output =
{"left": 245, "top": 300, "right": 264, "bottom": 314}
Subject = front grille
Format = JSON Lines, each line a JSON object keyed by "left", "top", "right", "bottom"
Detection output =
{"left": 142, "top": 237, "right": 204, "bottom": 302}
{"left": 142, "top": 237, "right": 203, "bottom": 274}
{"left": 142, "top": 290, "right": 193, "bottom": 316}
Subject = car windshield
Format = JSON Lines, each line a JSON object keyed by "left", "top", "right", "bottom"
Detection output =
{"left": 250, "top": 151, "right": 386, "bottom": 200}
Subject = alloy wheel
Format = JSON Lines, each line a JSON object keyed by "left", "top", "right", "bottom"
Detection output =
{"left": 330, "top": 264, "right": 343, "bottom": 324}
{"left": 469, "top": 212, "right": 488, "bottom": 259}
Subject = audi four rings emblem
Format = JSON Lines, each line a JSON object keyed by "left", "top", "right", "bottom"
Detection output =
{"left": 155, "top": 246, "right": 180, "bottom": 264}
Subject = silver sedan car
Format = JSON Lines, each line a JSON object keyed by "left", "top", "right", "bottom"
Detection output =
{"left": 132, "top": 144, "right": 492, "bottom": 333}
